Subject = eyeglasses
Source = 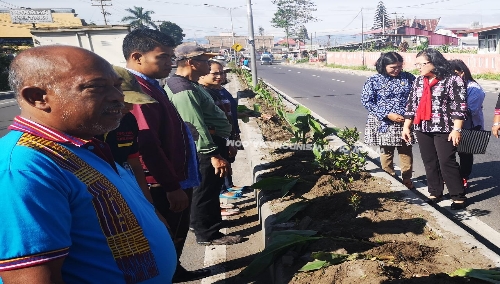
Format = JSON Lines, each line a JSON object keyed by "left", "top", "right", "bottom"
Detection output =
{"left": 414, "top": 62, "right": 430, "bottom": 68}
{"left": 209, "top": 72, "right": 224, "bottom": 76}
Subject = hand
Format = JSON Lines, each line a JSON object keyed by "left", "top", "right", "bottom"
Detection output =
{"left": 493, "top": 124, "right": 500, "bottom": 138}
{"left": 387, "top": 113, "right": 405, "bottom": 123}
{"left": 228, "top": 146, "right": 238, "bottom": 158}
{"left": 166, "top": 188, "right": 189, "bottom": 212}
{"left": 211, "top": 155, "right": 231, "bottom": 177}
{"left": 401, "top": 127, "right": 412, "bottom": 143}
{"left": 448, "top": 130, "right": 461, "bottom": 146}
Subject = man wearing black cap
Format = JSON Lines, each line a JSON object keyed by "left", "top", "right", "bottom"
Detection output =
{"left": 122, "top": 29, "right": 210, "bottom": 283}
{"left": 165, "top": 43, "right": 242, "bottom": 246}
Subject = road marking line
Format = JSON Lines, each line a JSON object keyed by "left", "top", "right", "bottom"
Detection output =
{"left": 341, "top": 80, "right": 345, "bottom": 83}
{"left": 202, "top": 219, "right": 227, "bottom": 283}
{"left": 297, "top": 72, "right": 301, "bottom": 73}
{"left": 0, "top": 99, "right": 16, "bottom": 105}
{"left": 336, "top": 80, "right": 341, "bottom": 81}
{"left": 312, "top": 75, "right": 316, "bottom": 76}
{"left": 288, "top": 70, "right": 291, "bottom": 71}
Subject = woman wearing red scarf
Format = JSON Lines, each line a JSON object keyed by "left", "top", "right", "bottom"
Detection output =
{"left": 402, "top": 48, "right": 468, "bottom": 210}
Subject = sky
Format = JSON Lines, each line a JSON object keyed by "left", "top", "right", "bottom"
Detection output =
{"left": 5, "top": 0, "right": 500, "bottom": 43}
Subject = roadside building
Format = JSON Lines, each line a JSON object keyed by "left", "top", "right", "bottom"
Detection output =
{"left": 0, "top": 8, "right": 84, "bottom": 47}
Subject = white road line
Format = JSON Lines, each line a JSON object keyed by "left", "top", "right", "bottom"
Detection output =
{"left": 336, "top": 80, "right": 341, "bottom": 82}
{"left": 288, "top": 70, "right": 291, "bottom": 71}
{"left": 312, "top": 75, "right": 316, "bottom": 76}
{"left": 341, "top": 80, "right": 345, "bottom": 83}
{"left": 297, "top": 72, "right": 301, "bottom": 73}
{"left": 317, "top": 76, "right": 320, "bottom": 78}
{"left": 0, "top": 99, "right": 16, "bottom": 105}
{"left": 332, "top": 79, "right": 335, "bottom": 80}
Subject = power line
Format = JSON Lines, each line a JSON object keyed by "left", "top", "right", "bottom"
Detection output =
{"left": 0, "top": 0, "right": 18, "bottom": 9}
{"left": 91, "top": 0, "right": 112, "bottom": 25}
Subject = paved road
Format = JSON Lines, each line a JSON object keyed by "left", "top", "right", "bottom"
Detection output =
{"left": 255, "top": 62, "right": 500, "bottom": 235}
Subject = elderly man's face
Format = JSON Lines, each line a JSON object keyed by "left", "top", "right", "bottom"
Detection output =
{"left": 46, "top": 52, "right": 124, "bottom": 139}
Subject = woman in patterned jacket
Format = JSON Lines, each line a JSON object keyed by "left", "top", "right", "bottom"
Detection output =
{"left": 402, "top": 48, "right": 467, "bottom": 210}
{"left": 361, "top": 52, "right": 416, "bottom": 189}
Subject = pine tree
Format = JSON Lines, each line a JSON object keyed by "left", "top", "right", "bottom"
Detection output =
{"left": 372, "top": 1, "right": 390, "bottom": 30}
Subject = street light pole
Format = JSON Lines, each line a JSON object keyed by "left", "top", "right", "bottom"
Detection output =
{"left": 246, "top": 0, "right": 257, "bottom": 87}
{"left": 229, "top": 7, "right": 235, "bottom": 64}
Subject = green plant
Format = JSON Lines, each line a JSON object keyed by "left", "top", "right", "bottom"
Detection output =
{"left": 240, "top": 230, "right": 321, "bottom": 279}
{"left": 272, "top": 201, "right": 309, "bottom": 224}
{"left": 251, "top": 176, "right": 299, "bottom": 197}
{"left": 348, "top": 192, "right": 362, "bottom": 211}
{"left": 449, "top": 268, "right": 500, "bottom": 283}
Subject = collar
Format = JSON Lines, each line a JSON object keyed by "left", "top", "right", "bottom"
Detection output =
{"left": 126, "top": 68, "right": 163, "bottom": 90}
{"left": 9, "top": 116, "right": 88, "bottom": 146}
{"left": 9, "top": 116, "right": 119, "bottom": 172}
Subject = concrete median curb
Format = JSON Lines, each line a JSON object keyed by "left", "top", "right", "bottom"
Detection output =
{"left": 237, "top": 77, "right": 500, "bottom": 283}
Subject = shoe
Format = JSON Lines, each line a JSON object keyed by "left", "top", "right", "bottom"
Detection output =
{"left": 172, "top": 266, "right": 211, "bottom": 283}
{"left": 427, "top": 195, "right": 443, "bottom": 204}
{"left": 227, "top": 186, "right": 251, "bottom": 192}
{"left": 221, "top": 208, "right": 240, "bottom": 216}
{"left": 219, "top": 191, "right": 243, "bottom": 199}
{"left": 450, "top": 201, "right": 466, "bottom": 210}
{"left": 197, "top": 235, "right": 243, "bottom": 246}
{"left": 402, "top": 179, "right": 415, "bottom": 190}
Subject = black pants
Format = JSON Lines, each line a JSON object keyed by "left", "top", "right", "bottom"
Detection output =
{"left": 458, "top": 152, "right": 474, "bottom": 179}
{"left": 150, "top": 186, "right": 193, "bottom": 263}
{"left": 416, "top": 131, "right": 466, "bottom": 201}
{"left": 191, "top": 135, "right": 229, "bottom": 242}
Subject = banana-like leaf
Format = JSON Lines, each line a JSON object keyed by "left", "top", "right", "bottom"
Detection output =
{"left": 252, "top": 177, "right": 298, "bottom": 192}
{"left": 270, "top": 230, "right": 318, "bottom": 238}
{"left": 295, "top": 104, "right": 311, "bottom": 114}
{"left": 450, "top": 268, "right": 500, "bottom": 283}
{"left": 309, "top": 118, "right": 323, "bottom": 134}
{"left": 281, "top": 178, "right": 298, "bottom": 197}
{"left": 298, "top": 260, "right": 328, "bottom": 272}
{"left": 240, "top": 231, "right": 322, "bottom": 279}
{"left": 311, "top": 252, "right": 350, "bottom": 264}
{"left": 272, "top": 202, "right": 309, "bottom": 224}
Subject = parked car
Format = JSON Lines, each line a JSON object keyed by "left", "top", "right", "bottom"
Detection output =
{"left": 214, "top": 55, "right": 226, "bottom": 61}
{"left": 261, "top": 57, "right": 272, "bottom": 65}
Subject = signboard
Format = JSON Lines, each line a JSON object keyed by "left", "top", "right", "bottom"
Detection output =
{"left": 10, "top": 9, "right": 53, "bottom": 24}
{"left": 231, "top": 43, "right": 243, "bottom": 52}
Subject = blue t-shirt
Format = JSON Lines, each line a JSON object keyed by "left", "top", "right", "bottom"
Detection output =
{"left": 0, "top": 131, "right": 176, "bottom": 283}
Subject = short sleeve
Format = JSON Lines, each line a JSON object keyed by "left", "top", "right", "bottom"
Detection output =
{"left": 0, "top": 168, "right": 71, "bottom": 271}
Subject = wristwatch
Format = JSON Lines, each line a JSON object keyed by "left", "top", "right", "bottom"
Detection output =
{"left": 493, "top": 122, "right": 500, "bottom": 126}
{"left": 452, "top": 128, "right": 462, "bottom": 133}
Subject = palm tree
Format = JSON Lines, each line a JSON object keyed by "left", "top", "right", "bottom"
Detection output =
{"left": 121, "top": 6, "right": 157, "bottom": 30}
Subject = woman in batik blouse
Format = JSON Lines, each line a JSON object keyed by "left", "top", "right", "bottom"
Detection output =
{"left": 361, "top": 52, "right": 416, "bottom": 189}
{"left": 402, "top": 48, "right": 467, "bottom": 210}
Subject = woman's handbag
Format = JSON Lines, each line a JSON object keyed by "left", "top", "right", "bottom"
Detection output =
{"left": 457, "top": 126, "right": 491, "bottom": 154}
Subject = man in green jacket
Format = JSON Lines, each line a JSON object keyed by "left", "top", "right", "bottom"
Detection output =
{"left": 165, "top": 44, "right": 242, "bottom": 246}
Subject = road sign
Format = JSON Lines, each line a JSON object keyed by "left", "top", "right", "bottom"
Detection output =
{"left": 10, "top": 9, "right": 53, "bottom": 24}
{"left": 231, "top": 43, "right": 243, "bottom": 52}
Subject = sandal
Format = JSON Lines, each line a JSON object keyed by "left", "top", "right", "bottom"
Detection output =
{"left": 227, "top": 186, "right": 251, "bottom": 192}
{"left": 221, "top": 208, "right": 241, "bottom": 216}
{"left": 450, "top": 201, "right": 466, "bottom": 210}
{"left": 219, "top": 191, "right": 243, "bottom": 199}
{"left": 220, "top": 203, "right": 236, "bottom": 209}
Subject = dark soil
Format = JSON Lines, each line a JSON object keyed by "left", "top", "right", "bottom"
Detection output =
{"left": 244, "top": 92, "right": 495, "bottom": 284}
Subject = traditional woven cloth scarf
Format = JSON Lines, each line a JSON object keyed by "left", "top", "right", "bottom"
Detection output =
{"left": 414, "top": 76, "right": 439, "bottom": 125}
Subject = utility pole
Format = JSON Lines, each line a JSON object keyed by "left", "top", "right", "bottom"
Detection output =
{"left": 327, "top": 35, "right": 331, "bottom": 47}
{"left": 92, "top": 0, "right": 112, "bottom": 25}
{"left": 246, "top": 0, "right": 258, "bottom": 87}
{"left": 361, "top": 8, "right": 365, "bottom": 66}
